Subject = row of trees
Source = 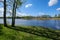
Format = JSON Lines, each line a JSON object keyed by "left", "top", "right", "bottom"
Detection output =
{"left": 54, "top": 14, "right": 60, "bottom": 18}
{"left": 3, "top": 0, "right": 24, "bottom": 27}
{"left": 37, "top": 14, "right": 60, "bottom": 18}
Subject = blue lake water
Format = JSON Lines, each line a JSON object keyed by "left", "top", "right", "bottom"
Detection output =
{"left": 0, "top": 19, "right": 60, "bottom": 30}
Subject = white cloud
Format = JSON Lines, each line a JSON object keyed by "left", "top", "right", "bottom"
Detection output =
{"left": 0, "top": 7, "right": 4, "bottom": 17}
{"left": 38, "top": 12, "right": 45, "bottom": 16}
{"left": 37, "top": 12, "right": 52, "bottom": 16}
{"left": 25, "top": 4, "right": 32, "bottom": 8}
{"left": 48, "top": 0, "right": 58, "bottom": 6}
{"left": 0, "top": 7, "right": 4, "bottom": 12}
{"left": 0, "top": 7, "right": 31, "bottom": 17}
{"left": 16, "top": 12, "right": 31, "bottom": 16}
{"left": 56, "top": 8, "right": 60, "bottom": 11}
{"left": 0, "top": 0, "right": 4, "bottom": 2}
{"left": 0, "top": 7, "right": 12, "bottom": 17}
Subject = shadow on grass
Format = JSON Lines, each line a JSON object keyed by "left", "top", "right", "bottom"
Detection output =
{"left": 4, "top": 25, "right": 60, "bottom": 40}
{"left": 0, "top": 24, "right": 4, "bottom": 35}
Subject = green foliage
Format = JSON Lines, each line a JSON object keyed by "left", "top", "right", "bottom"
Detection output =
{"left": 21, "top": 16, "right": 33, "bottom": 19}
{"left": 16, "top": 0, "right": 23, "bottom": 8}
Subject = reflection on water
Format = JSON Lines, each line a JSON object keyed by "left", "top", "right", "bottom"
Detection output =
{"left": 0, "top": 19, "right": 60, "bottom": 29}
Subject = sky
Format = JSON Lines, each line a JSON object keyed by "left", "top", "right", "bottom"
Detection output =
{"left": 0, "top": 0, "right": 60, "bottom": 17}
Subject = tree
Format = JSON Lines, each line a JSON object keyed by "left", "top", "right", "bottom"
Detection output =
{"left": 3, "top": 0, "right": 25, "bottom": 27}
{"left": 12, "top": 0, "right": 16, "bottom": 27}
{"left": 57, "top": 14, "right": 60, "bottom": 18}
{"left": 54, "top": 14, "right": 57, "bottom": 18}
{"left": 0, "top": 0, "right": 7, "bottom": 26}
{"left": 12, "top": 0, "right": 23, "bottom": 27}
{"left": 0, "top": 0, "right": 24, "bottom": 26}
{"left": 40, "top": 15, "right": 52, "bottom": 18}
{"left": 4, "top": 0, "right": 7, "bottom": 26}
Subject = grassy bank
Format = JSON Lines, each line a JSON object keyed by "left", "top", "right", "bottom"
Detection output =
{"left": 0, "top": 24, "right": 53, "bottom": 40}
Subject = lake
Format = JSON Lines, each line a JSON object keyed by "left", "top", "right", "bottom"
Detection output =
{"left": 0, "top": 19, "right": 60, "bottom": 30}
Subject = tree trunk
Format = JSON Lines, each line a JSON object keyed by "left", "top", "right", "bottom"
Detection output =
{"left": 4, "top": 0, "right": 7, "bottom": 26}
{"left": 12, "top": 0, "right": 16, "bottom": 27}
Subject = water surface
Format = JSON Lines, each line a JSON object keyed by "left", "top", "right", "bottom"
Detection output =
{"left": 0, "top": 19, "right": 60, "bottom": 30}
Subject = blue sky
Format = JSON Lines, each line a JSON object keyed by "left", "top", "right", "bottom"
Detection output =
{"left": 0, "top": 0, "right": 60, "bottom": 17}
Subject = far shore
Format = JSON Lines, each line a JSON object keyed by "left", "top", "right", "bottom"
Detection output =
{"left": 0, "top": 17, "right": 60, "bottom": 20}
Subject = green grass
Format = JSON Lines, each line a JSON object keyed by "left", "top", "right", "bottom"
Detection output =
{"left": 0, "top": 24, "right": 53, "bottom": 40}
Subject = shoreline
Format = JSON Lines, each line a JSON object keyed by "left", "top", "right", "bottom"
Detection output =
{"left": 0, "top": 18, "right": 60, "bottom": 20}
